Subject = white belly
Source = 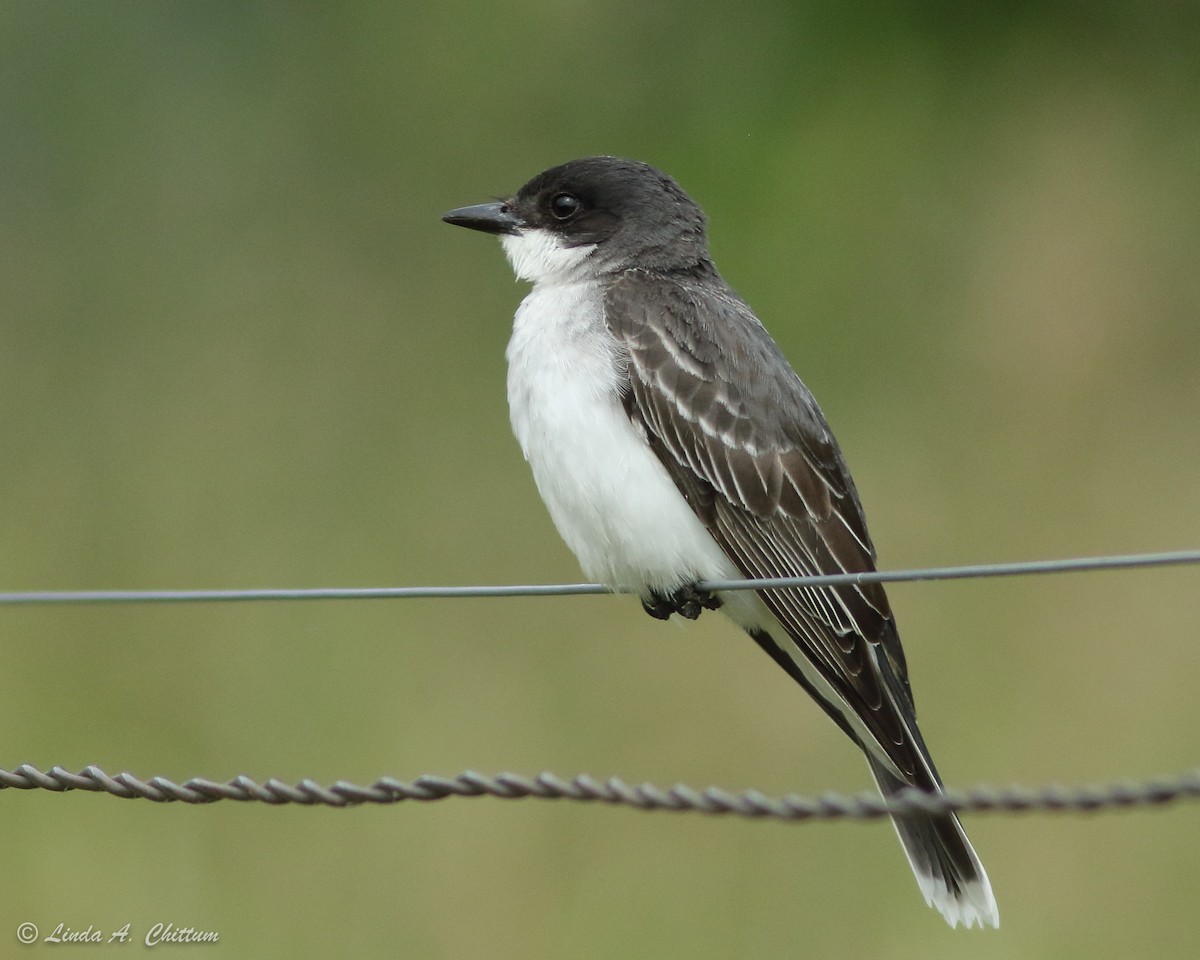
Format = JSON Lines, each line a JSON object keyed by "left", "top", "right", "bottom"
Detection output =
{"left": 505, "top": 281, "right": 739, "bottom": 595}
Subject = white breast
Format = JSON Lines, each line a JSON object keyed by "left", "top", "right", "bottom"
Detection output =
{"left": 504, "top": 280, "right": 739, "bottom": 594}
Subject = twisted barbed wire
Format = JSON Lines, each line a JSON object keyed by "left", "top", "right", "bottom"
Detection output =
{"left": 0, "top": 548, "right": 1197, "bottom": 606}
{"left": 2, "top": 763, "right": 1198, "bottom": 819}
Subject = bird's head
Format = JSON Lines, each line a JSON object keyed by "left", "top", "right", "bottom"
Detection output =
{"left": 442, "top": 156, "right": 710, "bottom": 284}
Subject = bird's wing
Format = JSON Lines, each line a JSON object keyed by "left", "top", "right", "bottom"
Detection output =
{"left": 605, "top": 269, "right": 930, "bottom": 780}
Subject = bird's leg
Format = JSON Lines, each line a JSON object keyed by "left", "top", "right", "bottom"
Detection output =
{"left": 640, "top": 584, "right": 723, "bottom": 621}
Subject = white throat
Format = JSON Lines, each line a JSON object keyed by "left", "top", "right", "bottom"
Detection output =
{"left": 501, "top": 228, "right": 597, "bottom": 285}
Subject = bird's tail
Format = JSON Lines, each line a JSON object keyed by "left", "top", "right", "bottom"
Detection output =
{"left": 866, "top": 755, "right": 999, "bottom": 929}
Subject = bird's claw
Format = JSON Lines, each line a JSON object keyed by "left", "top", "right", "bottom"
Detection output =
{"left": 641, "top": 584, "right": 722, "bottom": 621}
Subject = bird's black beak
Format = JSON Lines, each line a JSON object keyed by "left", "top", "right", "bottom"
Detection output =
{"left": 441, "top": 201, "right": 521, "bottom": 236}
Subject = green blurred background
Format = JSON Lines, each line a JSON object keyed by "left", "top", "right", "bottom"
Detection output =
{"left": 2, "top": 2, "right": 1198, "bottom": 957}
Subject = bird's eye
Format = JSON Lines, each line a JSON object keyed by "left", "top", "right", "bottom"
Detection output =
{"left": 549, "top": 193, "right": 582, "bottom": 220}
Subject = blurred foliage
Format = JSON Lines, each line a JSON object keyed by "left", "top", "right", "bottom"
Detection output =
{"left": 1, "top": 2, "right": 1198, "bottom": 957}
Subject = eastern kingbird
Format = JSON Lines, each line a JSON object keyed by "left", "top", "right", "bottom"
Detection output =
{"left": 443, "top": 157, "right": 998, "bottom": 929}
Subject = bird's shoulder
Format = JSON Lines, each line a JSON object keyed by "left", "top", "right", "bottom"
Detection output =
{"left": 603, "top": 268, "right": 866, "bottom": 536}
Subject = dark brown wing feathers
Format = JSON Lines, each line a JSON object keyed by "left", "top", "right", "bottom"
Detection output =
{"left": 607, "top": 269, "right": 928, "bottom": 780}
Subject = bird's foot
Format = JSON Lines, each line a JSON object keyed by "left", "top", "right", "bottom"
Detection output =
{"left": 641, "top": 584, "right": 722, "bottom": 621}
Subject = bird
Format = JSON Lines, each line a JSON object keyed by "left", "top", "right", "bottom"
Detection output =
{"left": 442, "top": 156, "right": 998, "bottom": 929}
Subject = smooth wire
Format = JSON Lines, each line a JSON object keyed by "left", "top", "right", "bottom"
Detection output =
{"left": 0, "top": 548, "right": 1197, "bottom": 606}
